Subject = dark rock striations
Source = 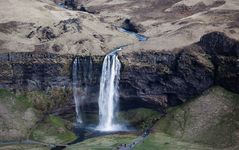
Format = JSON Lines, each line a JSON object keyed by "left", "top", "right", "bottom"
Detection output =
{"left": 119, "top": 32, "right": 238, "bottom": 110}
{"left": 199, "top": 32, "right": 239, "bottom": 93}
{"left": 120, "top": 45, "right": 215, "bottom": 110}
{"left": 0, "top": 32, "right": 238, "bottom": 112}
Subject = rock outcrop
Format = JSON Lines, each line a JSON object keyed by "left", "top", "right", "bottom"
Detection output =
{"left": 0, "top": 32, "right": 238, "bottom": 113}
{"left": 121, "top": 19, "right": 145, "bottom": 33}
{"left": 0, "top": 52, "right": 103, "bottom": 115}
{"left": 199, "top": 32, "right": 239, "bottom": 93}
{"left": 0, "top": 52, "right": 103, "bottom": 90}
{"left": 120, "top": 32, "right": 238, "bottom": 110}
{"left": 120, "top": 45, "right": 215, "bottom": 109}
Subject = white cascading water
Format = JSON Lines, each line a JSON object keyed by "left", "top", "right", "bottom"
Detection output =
{"left": 72, "top": 57, "right": 92, "bottom": 124}
{"left": 97, "top": 48, "right": 123, "bottom": 131}
{"left": 72, "top": 57, "right": 83, "bottom": 123}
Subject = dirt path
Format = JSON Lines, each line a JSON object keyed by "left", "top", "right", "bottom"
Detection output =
{"left": 116, "top": 129, "right": 150, "bottom": 150}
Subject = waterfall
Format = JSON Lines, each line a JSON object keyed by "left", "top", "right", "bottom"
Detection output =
{"left": 72, "top": 57, "right": 92, "bottom": 124}
{"left": 97, "top": 48, "right": 123, "bottom": 131}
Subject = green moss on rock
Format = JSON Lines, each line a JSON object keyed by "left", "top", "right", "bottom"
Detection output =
{"left": 0, "top": 89, "right": 33, "bottom": 110}
{"left": 31, "top": 115, "right": 77, "bottom": 144}
{"left": 21, "top": 88, "right": 72, "bottom": 113}
{"left": 0, "top": 89, "right": 39, "bottom": 141}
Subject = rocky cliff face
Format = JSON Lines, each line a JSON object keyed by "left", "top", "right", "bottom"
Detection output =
{"left": 0, "top": 52, "right": 103, "bottom": 113}
{"left": 119, "top": 32, "right": 239, "bottom": 110}
{"left": 120, "top": 45, "right": 214, "bottom": 110}
{"left": 0, "top": 32, "right": 238, "bottom": 113}
{"left": 0, "top": 52, "right": 103, "bottom": 90}
{"left": 199, "top": 32, "right": 239, "bottom": 93}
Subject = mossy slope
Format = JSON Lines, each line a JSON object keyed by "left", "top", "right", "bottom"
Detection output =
{"left": 0, "top": 89, "right": 39, "bottom": 141}
{"left": 0, "top": 89, "right": 76, "bottom": 145}
{"left": 31, "top": 115, "right": 77, "bottom": 144}
{"left": 65, "top": 134, "right": 136, "bottom": 150}
{"left": 135, "top": 86, "right": 239, "bottom": 150}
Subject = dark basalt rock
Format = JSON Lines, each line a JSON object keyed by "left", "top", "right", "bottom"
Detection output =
{"left": 64, "top": 0, "right": 78, "bottom": 10}
{"left": 52, "top": 44, "right": 63, "bottom": 52}
{"left": 27, "top": 18, "right": 82, "bottom": 43}
{"left": 56, "top": 18, "right": 82, "bottom": 33}
{"left": 198, "top": 32, "right": 239, "bottom": 93}
{"left": 77, "top": 4, "right": 98, "bottom": 14}
{"left": 0, "top": 32, "right": 238, "bottom": 114}
{"left": 118, "top": 32, "right": 238, "bottom": 110}
{"left": 199, "top": 32, "right": 239, "bottom": 56}
{"left": 120, "top": 45, "right": 215, "bottom": 109}
{"left": 121, "top": 19, "right": 145, "bottom": 33}
{"left": 0, "top": 52, "right": 103, "bottom": 90}
{"left": 36, "top": 26, "right": 56, "bottom": 42}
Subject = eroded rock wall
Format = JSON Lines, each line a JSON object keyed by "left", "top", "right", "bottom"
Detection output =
{"left": 0, "top": 52, "right": 103, "bottom": 113}
{"left": 120, "top": 32, "right": 239, "bottom": 110}
{"left": 120, "top": 45, "right": 215, "bottom": 109}
{"left": 0, "top": 32, "right": 238, "bottom": 112}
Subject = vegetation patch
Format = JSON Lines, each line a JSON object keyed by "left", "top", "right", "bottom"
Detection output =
{"left": 134, "top": 131, "right": 213, "bottom": 150}
{"left": 136, "top": 86, "right": 239, "bottom": 149}
{"left": 0, "top": 89, "right": 33, "bottom": 110}
{"left": 119, "top": 108, "right": 161, "bottom": 130}
{"left": 31, "top": 115, "right": 77, "bottom": 144}
{"left": 0, "top": 144, "right": 49, "bottom": 150}
{"left": 0, "top": 89, "right": 39, "bottom": 141}
{"left": 66, "top": 134, "right": 137, "bottom": 150}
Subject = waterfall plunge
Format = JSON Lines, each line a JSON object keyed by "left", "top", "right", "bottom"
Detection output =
{"left": 72, "top": 57, "right": 92, "bottom": 124}
{"left": 97, "top": 48, "right": 124, "bottom": 131}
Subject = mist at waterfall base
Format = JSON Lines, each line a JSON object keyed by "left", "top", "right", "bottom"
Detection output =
{"left": 72, "top": 51, "right": 127, "bottom": 132}
{"left": 71, "top": 30, "right": 148, "bottom": 133}
{"left": 96, "top": 48, "right": 127, "bottom": 132}
{"left": 95, "top": 30, "right": 148, "bottom": 131}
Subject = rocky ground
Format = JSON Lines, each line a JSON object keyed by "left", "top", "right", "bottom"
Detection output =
{"left": 78, "top": 0, "right": 239, "bottom": 53}
{"left": 1, "top": 0, "right": 239, "bottom": 55}
{"left": 0, "top": 0, "right": 136, "bottom": 55}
